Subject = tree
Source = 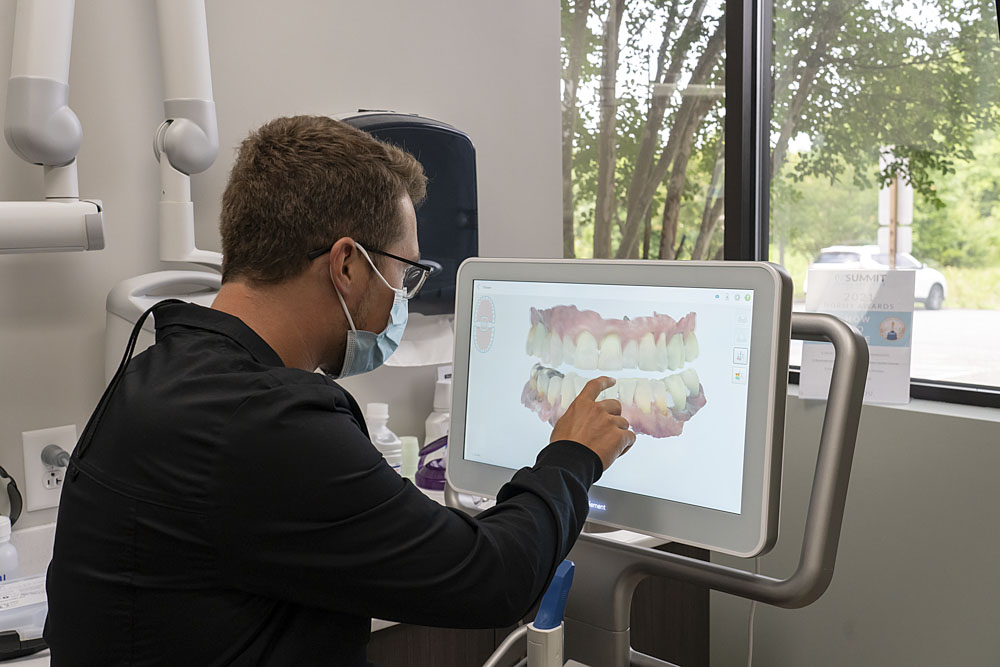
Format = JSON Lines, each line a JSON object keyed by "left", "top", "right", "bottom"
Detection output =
{"left": 912, "top": 130, "right": 1000, "bottom": 267}
{"left": 563, "top": 0, "right": 728, "bottom": 260}
{"left": 594, "top": 0, "right": 627, "bottom": 258}
{"left": 770, "top": 159, "right": 879, "bottom": 261}
{"left": 562, "top": 0, "right": 1000, "bottom": 262}
{"left": 774, "top": 0, "right": 1000, "bottom": 202}
{"left": 561, "top": 0, "right": 594, "bottom": 258}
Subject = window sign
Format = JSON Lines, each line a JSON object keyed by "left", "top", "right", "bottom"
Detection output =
{"left": 800, "top": 270, "right": 916, "bottom": 404}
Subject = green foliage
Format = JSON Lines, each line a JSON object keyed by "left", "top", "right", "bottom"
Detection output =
{"left": 767, "top": 245, "right": 811, "bottom": 298}
{"left": 563, "top": 0, "right": 1000, "bottom": 267}
{"left": 911, "top": 131, "right": 1000, "bottom": 267}
{"left": 563, "top": 0, "right": 726, "bottom": 259}
{"left": 771, "top": 157, "right": 878, "bottom": 259}
{"left": 774, "top": 0, "right": 1000, "bottom": 202}
{"left": 938, "top": 266, "right": 1000, "bottom": 309}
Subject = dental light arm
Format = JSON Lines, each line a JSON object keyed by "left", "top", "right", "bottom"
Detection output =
{"left": 152, "top": 0, "right": 221, "bottom": 269}
{"left": 0, "top": 0, "right": 104, "bottom": 254}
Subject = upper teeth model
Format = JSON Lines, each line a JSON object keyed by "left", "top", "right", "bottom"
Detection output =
{"left": 525, "top": 305, "right": 699, "bottom": 372}
{"left": 521, "top": 305, "right": 707, "bottom": 439}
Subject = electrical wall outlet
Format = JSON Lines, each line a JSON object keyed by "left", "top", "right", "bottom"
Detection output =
{"left": 22, "top": 425, "right": 77, "bottom": 512}
{"left": 43, "top": 469, "right": 64, "bottom": 491}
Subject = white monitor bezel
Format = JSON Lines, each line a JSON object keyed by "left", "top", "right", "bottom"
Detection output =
{"left": 446, "top": 259, "right": 791, "bottom": 557}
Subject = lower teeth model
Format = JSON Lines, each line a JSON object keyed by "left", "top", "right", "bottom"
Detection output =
{"left": 520, "top": 363, "right": 707, "bottom": 439}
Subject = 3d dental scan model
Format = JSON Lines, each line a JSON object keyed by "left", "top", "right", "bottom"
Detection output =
{"left": 520, "top": 305, "right": 707, "bottom": 438}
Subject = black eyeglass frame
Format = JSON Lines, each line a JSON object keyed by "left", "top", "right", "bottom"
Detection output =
{"left": 307, "top": 243, "right": 436, "bottom": 298}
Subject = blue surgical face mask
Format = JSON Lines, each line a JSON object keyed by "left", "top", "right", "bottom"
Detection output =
{"left": 330, "top": 265, "right": 409, "bottom": 379}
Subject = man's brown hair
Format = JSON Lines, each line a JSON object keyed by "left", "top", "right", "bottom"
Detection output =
{"left": 219, "top": 115, "right": 427, "bottom": 284}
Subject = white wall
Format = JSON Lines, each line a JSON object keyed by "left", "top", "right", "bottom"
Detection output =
{"left": 711, "top": 392, "right": 1000, "bottom": 666}
{"left": 0, "top": 0, "right": 561, "bottom": 528}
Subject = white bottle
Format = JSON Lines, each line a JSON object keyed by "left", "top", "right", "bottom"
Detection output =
{"left": 424, "top": 379, "right": 452, "bottom": 446}
{"left": 0, "top": 516, "right": 18, "bottom": 582}
{"left": 366, "top": 402, "right": 402, "bottom": 474}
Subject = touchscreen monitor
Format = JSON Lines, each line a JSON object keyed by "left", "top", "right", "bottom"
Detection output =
{"left": 447, "top": 260, "right": 791, "bottom": 557}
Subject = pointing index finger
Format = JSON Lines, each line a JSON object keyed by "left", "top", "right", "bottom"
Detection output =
{"left": 579, "top": 376, "right": 616, "bottom": 402}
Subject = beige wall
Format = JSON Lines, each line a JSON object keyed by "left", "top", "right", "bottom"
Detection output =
{"left": 0, "top": 0, "right": 561, "bottom": 529}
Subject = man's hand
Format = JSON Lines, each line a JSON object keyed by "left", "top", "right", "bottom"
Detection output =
{"left": 550, "top": 376, "right": 636, "bottom": 471}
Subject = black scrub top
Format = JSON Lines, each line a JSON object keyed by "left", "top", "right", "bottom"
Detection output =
{"left": 44, "top": 301, "right": 602, "bottom": 666}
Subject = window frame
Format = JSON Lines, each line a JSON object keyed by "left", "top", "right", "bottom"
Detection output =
{"left": 724, "top": 0, "right": 771, "bottom": 262}
{"left": 726, "top": 0, "right": 999, "bottom": 408}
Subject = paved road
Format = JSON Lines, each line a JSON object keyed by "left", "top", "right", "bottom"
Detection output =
{"left": 790, "top": 305, "right": 1000, "bottom": 387}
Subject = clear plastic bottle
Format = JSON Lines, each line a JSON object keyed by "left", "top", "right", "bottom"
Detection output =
{"left": 0, "top": 516, "right": 18, "bottom": 582}
{"left": 366, "top": 402, "right": 402, "bottom": 474}
{"left": 424, "top": 379, "right": 452, "bottom": 446}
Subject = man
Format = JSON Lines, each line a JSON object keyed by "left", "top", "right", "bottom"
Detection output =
{"left": 45, "top": 116, "right": 635, "bottom": 665}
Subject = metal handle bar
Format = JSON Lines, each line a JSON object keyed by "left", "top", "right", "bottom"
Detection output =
{"left": 450, "top": 312, "right": 867, "bottom": 609}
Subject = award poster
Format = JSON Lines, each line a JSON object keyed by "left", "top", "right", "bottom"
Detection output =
{"left": 800, "top": 270, "right": 916, "bottom": 404}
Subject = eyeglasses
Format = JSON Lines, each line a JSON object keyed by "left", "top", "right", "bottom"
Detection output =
{"left": 308, "top": 242, "right": 436, "bottom": 299}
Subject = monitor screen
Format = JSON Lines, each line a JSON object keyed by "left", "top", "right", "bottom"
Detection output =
{"left": 464, "top": 280, "right": 754, "bottom": 514}
{"left": 447, "top": 259, "right": 790, "bottom": 557}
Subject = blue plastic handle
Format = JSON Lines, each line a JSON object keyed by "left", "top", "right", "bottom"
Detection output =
{"left": 532, "top": 560, "right": 575, "bottom": 630}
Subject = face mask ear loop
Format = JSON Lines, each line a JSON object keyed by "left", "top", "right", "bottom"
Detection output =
{"left": 356, "top": 243, "right": 408, "bottom": 299}
{"left": 331, "top": 269, "right": 358, "bottom": 332}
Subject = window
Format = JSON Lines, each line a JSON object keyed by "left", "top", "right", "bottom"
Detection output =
{"left": 562, "top": 0, "right": 1000, "bottom": 403}
{"left": 769, "top": 0, "right": 1000, "bottom": 396}
{"left": 560, "top": 0, "right": 727, "bottom": 261}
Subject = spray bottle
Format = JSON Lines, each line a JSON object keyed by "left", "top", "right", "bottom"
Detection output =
{"left": 424, "top": 379, "right": 452, "bottom": 446}
{"left": 0, "top": 516, "right": 18, "bottom": 582}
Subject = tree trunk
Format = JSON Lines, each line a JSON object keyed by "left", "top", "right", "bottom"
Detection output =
{"left": 770, "top": 0, "right": 858, "bottom": 178}
{"left": 620, "top": 0, "right": 711, "bottom": 255}
{"left": 593, "top": 0, "right": 626, "bottom": 259}
{"left": 659, "top": 191, "right": 677, "bottom": 259}
{"left": 771, "top": 2, "right": 824, "bottom": 105}
{"left": 641, "top": 206, "right": 652, "bottom": 259}
{"left": 619, "top": 202, "right": 640, "bottom": 258}
{"left": 696, "top": 196, "right": 725, "bottom": 260}
{"left": 561, "top": 0, "right": 593, "bottom": 258}
{"left": 674, "top": 233, "right": 687, "bottom": 260}
{"left": 657, "top": 97, "right": 717, "bottom": 260}
{"left": 617, "top": 15, "right": 726, "bottom": 258}
{"left": 770, "top": 40, "right": 831, "bottom": 179}
{"left": 692, "top": 154, "right": 725, "bottom": 259}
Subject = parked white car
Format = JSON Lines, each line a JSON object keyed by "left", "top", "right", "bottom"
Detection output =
{"left": 806, "top": 245, "right": 948, "bottom": 309}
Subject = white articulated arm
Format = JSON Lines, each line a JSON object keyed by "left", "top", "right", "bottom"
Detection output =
{"left": 153, "top": 0, "right": 222, "bottom": 269}
{"left": 0, "top": 0, "right": 104, "bottom": 253}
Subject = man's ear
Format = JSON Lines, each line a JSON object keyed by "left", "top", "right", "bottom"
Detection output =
{"left": 328, "top": 237, "right": 360, "bottom": 296}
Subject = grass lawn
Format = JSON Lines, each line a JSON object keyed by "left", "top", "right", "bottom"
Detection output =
{"left": 939, "top": 266, "right": 1000, "bottom": 310}
{"left": 772, "top": 250, "right": 811, "bottom": 299}
{"left": 566, "top": 242, "right": 1000, "bottom": 311}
